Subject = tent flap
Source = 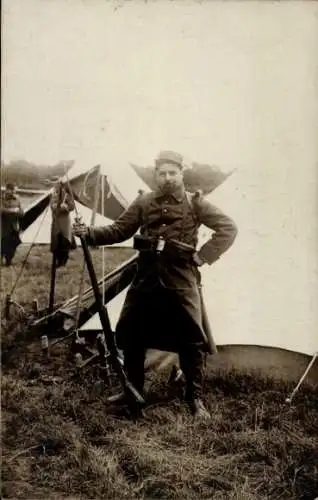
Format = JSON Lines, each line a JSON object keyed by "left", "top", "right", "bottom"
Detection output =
{"left": 20, "top": 191, "right": 51, "bottom": 231}
{"left": 130, "top": 162, "right": 234, "bottom": 195}
{"left": 70, "top": 165, "right": 129, "bottom": 221}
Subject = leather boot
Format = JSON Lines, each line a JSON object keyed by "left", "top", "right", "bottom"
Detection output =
{"left": 106, "top": 390, "right": 145, "bottom": 420}
{"left": 187, "top": 398, "right": 211, "bottom": 420}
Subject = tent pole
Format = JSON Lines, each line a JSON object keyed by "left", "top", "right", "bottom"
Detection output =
{"left": 285, "top": 352, "right": 318, "bottom": 403}
{"left": 73, "top": 167, "right": 101, "bottom": 336}
{"left": 101, "top": 174, "right": 105, "bottom": 306}
{"left": 48, "top": 252, "right": 57, "bottom": 314}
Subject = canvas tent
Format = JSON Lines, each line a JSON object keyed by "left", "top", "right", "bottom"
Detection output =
{"left": 61, "top": 162, "right": 318, "bottom": 384}
{"left": 131, "top": 162, "right": 234, "bottom": 195}
{"left": 63, "top": 159, "right": 151, "bottom": 220}
{"left": 21, "top": 198, "right": 134, "bottom": 247}
{"left": 12, "top": 161, "right": 143, "bottom": 322}
{"left": 200, "top": 168, "right": 318, "bottom": 358}
{"left": 19, "top": 160, "right": 147, "bottom": 247}
{"left": 65, "top": 164, "right": 132, "bottom": 222}
{"left": 22, "top": 158, "right": 317, "bottom": 384}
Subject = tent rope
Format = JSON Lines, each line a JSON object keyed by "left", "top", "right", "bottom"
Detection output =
{"left": 285, "top": 351, "right": 318, "bottom": 403}
{"left": 9, "top": 203, "right": 50, "bottom": 297}
{"left": 101, "top": 173, "right": 106, "bottom": 305}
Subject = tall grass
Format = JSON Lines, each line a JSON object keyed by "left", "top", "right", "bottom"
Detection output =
{"left": 1, "top": 246, "right": 318, "bottom": 499}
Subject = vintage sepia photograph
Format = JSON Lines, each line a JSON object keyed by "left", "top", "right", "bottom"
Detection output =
{"left": 1, "top": 1, "right": 318, "bottom": 498}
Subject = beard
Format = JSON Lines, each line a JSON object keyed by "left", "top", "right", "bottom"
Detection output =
{"left": 161, "top": 182, "right": 177, "bottom": 193}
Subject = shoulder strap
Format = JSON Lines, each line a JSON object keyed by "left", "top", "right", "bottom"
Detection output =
{"left": 185, "top": 191, "right": 194, "bottom": 210}
{"left": 185, "top": 191, "right": 201, "bottom": 221}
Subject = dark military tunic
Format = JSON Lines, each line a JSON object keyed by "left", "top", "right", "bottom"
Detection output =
{"left": 1, "top": 192, "right": 24, "bottom": 265}
{"left": 87, "top": 186, "right": 237, "bottom": 354}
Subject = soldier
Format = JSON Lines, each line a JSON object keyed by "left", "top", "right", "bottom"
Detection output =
{"left": 1, "top": 183, "right": 24, "bottom": 266}
{"left": 73, "top": 151, "right": 238, "bottom": 419}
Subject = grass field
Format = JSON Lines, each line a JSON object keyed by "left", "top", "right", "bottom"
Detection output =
{"left": 1, "top": 245, "right": 318, "bottom": 499}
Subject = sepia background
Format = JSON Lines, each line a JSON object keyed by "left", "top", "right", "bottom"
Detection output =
{"left": 2, "top": 0, "right": 318, "bottom": 355}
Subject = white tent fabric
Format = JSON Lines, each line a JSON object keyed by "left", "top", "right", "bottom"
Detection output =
{"left": 19, "top": 160, "right": 150, "bottom": 247}
{"left": 79, "top": 286, "right": 129, "bottom": 332}
{"left": 21, "top": 199, "right": 134, "bottom": 247}
{"left": 66, "top": 159, "right": 150, "bottom": 204}
{"left": 200, "top": 168, "right": 318, "bottom": 356}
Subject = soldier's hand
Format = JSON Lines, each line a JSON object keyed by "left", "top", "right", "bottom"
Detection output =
{"left": 72, "top": 221, "right": 89, "bottom": 237}
{"left": 60, "top": 203, "right": 68, "bottom": 212}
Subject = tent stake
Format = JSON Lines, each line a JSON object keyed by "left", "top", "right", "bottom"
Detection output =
{"left": 4, "top": 294, "right": 12, "bottom": 319}
{"left": 32, "top": 299, "right": 39, "bottom": 315}
{"left": 41, "top": 335, "right": 49, "bottom": 357}
{"left": 285, "top": 352, "right": 318, "bottom": 403}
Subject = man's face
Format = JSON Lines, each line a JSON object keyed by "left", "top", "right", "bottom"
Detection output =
{"left": 154, "top": 163, "right": 184, "bottom": 194}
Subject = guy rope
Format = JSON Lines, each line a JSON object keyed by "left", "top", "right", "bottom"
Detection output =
{"left": 3, "top": 203, "right": 50, "bottom": 321}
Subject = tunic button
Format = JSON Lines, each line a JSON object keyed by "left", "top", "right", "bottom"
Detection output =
{"left": 163, "top": 208, "right": 168, "bottom": 213}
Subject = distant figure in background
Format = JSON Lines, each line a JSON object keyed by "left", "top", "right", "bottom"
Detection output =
{"left": 50, "top": 180, "right": 76, "bottom": 267}
{"left": 1, "top": 183, "right": 24, "bottom": 266}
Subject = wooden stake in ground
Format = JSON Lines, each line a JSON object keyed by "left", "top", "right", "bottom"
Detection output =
{"left": 48, "top": 253, "right": 57, "bottom": 314}
{"left": 285, "top": 352, "right": 318, "bottom": 403}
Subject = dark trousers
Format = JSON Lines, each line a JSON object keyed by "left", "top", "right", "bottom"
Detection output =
{"left": 53, "top": 249, "right": 69, "bottom": 267}
{"left": 123, "top": 341, "right": 205, "bottom": 400}
{"left": 52, "top": 234, "right": 73, "bottom": 267}
{"left": 1, "top": 232, "right": 20, "bottom": 265}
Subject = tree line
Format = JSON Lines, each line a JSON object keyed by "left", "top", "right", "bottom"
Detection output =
{"left": 1, "top": 160, "right": 74, "bottom": 190}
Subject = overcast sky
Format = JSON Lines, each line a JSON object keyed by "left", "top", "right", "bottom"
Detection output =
{"left": 2, "top": 0, "right": 318, "bottom": 354}
{"left": 2, "top": 0, "right": 317, "bottom": 169}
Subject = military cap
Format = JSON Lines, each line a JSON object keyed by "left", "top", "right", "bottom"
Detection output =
{"left": 5, "top": 182, "right": 16, "bottom": 190}
{"left": 155, "top": 150, "right": 184, "bottom": 169}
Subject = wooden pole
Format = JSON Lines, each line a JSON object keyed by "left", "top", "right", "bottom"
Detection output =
{"left": 78, "top": 234, "right": 144, "bottom": 406}
{"left": 64, "top": 171, "right": 144, "bottom": 408}
{"left": 285, "top": 352, "right": 318, "bottom": 403}
{"left": 48, "top": 252, "right": 57, "bottom": 314}
{"left": 73, "top": 167, "right": 101, "bottom": 334}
